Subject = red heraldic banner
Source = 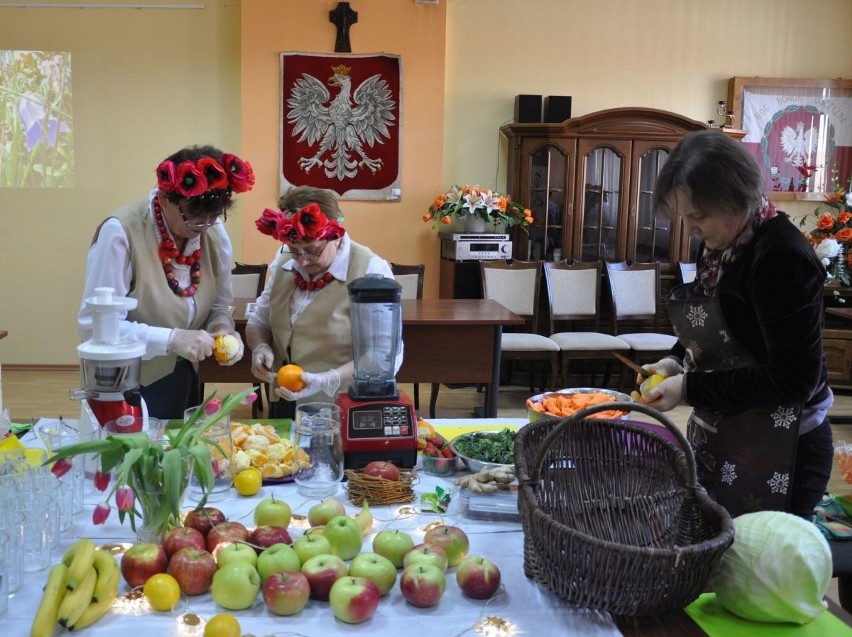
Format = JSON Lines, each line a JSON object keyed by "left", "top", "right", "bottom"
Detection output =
{"left": 280, "top": 52, "right": 402, "bottom": 200}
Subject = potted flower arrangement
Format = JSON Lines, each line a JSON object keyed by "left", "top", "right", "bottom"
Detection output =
{"left": 798, "top": 170, "right": 852, "bottom": 287}
{"left": 47, "top": 388, "right": 256, "bottom": 541}
{"left": 423, "top": 185, "right": 533, "bottom": 233}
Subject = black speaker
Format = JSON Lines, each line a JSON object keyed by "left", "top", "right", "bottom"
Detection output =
{"left": 544, "top": 95, "right": 572, "bottom": 123}
{"left": 514, "top": 94, "right": 542, "bottom": 123}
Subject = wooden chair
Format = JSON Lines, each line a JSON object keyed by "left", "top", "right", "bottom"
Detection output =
{"left": 390, "top": 263, "right": 427, "bottom": 412}
{"left": 231, "top": 261, "right": 268, "bottom": 299}
{"left": 678, "top": 261, "right": 697, "bottom": 284}
{"left": 604, "top": 260, "right": 678, "bottom": 386}
{"left": 544, "top": 260, "right": 630, "bottom": 387}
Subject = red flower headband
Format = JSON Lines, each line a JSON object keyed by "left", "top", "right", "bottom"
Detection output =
{"left": 156, "top": 153, "right": 255, "bottom": 198}
{"left": 255, "top": 203, "right": 346, "bottom": 245}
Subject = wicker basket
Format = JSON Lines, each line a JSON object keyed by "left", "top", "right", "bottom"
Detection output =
{"left": 344, "top": 469, "right": 418, "bottom": 505}
{"left": 515, "top": 401, "right": 734, "bottom": 617}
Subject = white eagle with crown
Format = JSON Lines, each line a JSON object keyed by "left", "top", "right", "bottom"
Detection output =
{"left": 287, "top": 63, "right": 396, "bottom": 181}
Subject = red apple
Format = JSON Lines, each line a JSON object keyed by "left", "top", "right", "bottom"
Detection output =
{"left": 362, "top": 460, "right": 401, "bottom": 481}
{"left": 403, "top": 543, "right": 448, "bottom": 572}
{"left": 120, "top": 542, "right": 168, "bottom": 588}
{"left": 184, "top": 506, "right": 226, "bottom": 538}
{"left": 399, "top": 563, "right": 446, "bottom": 608}
{"left": 249, "top": 525, "right": 293, "bottom": 553}
{"left": 207, "top": 521, "right": 250, "bottom": 553}
{"left": 162, "top": 526, "right": 206, "bottom": 558}
{"left": 329, "top": 576, "right": 381, "bottom": 624}
{"left": 167, "top": 547, "right": 217, "bottom": 595}
{"left": 456, "top": 555, "right": 501, "bottom": 599}
{"left": 300, "top": 554, "right": 348, "bottom": 601}
{"left": 263, "top": 569, "right": 311, "bottom": 616}
{"left": 423, "top": 524, "right": 469, "bottom": 567}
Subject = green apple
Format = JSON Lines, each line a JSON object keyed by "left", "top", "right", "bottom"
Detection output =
{"left": 254, "top": 496, "right": 292, "bottom": 528}
{"left": 210, "top": 561, "right": 261, "bottom": 610}
{"left": 293, "top": 532, "right": 333, "bottom": 564}
{"left": 308, "top": 499, "right": 346, "bottom": 527}
{"left": 372, "top": 529, "right": 415, "bottom": 568}
{"left": 256, "top": 543, "right": 301, "bottom": 582}
{"left": 348, "top": 552, "right": 397, "bottom": 596}
{"left": 323, "top": 515, "right": 364, "bottom": 561}
{"left": 403, "top": 542, "right": 448, "bottom": 572}
{"left": 215, "top": 542, "right": 258, "bottom": 569}
{"left": 329, "top": 576, "right": 381, "bottom": 624}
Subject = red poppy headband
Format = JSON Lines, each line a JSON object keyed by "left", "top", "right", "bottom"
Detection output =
{"left": 156, "top": 153, "right": 256, "bottom": 199}
{"left": 255, "top": 203, "right": 346, "bottom": 245}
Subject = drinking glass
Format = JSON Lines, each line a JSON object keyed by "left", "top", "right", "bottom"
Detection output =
{"left": 36, "top": 421, "right": 99, "bottom": 516}
{"left": 0, "top": 508, "right": 24, "bottom": 593}
{"left": 0, "top": 530, "right": 8, "bottom": 617}
{"left": 185, "top": 408, "right": 232, "bottom": 502}
{"left": 292, "top": 403, "right": 344, "bottom": 498}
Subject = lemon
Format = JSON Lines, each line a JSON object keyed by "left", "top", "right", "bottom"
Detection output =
{"left": 213, "top": 334, "right": 240, "bottom": 363}
{"left": 143, "top": 573, "right": 181, "bottom": 611}
{"left": 233, "top": 467, "right": 262, "bottom": 496}
{"left": 204, "top": 613, "right": 242, "bottom": 637}
{"left": 639, "top": 373, "right": 667, "bottom": 398}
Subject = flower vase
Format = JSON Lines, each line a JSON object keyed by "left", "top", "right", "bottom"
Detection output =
{"left": 464, "top": 216, "right": 487, "bottom": 233}
{"left": 128, "top": 452, "right": 195, "bottom": 542}
{"left": 837, "top": 243, "right": 848, "bottom": 286}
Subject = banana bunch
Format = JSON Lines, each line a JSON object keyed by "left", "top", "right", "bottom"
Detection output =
{"left": 30, "top": 538, "right": 121, "bottom": 637}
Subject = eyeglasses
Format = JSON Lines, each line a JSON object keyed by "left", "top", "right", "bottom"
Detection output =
{"left": 289, "top": 242, "right": 330, "bottom": 261}
{"left": 178, "top": 203, "right": 222, "bottom": 229}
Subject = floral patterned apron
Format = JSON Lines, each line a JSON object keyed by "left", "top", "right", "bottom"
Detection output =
{"left": 667, "top": 283, "right": 802, "bottom": 517}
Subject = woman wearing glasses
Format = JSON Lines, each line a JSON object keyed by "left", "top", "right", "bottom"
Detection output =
{"left": 246, "top": 186, "right": 399, "bottom": 417}
{"left": 78, "top": 145, "right": 256, "bottom": 418}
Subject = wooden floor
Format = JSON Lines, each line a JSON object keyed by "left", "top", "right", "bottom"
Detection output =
{"left": 4, "top": 367, "right": 850, "bottom": 605}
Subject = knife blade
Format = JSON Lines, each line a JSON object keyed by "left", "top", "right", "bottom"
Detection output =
{"left": 611, "top": 351, "right": 652, "bottom": 378}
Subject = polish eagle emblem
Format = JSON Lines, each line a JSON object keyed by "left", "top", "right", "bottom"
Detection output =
{"left": 286, "top": 64, "right": 396, "bottom": 181}
{"left": 779, "top": 120, "right": 818, "bottom": 168}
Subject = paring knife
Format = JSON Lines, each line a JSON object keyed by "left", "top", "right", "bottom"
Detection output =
{"left": 611, "top": 351, "right": 652, "bottom": 378}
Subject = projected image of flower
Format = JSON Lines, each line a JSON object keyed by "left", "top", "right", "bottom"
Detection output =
{"left": 0, "top": 50, "right": 74, "bottom": 187}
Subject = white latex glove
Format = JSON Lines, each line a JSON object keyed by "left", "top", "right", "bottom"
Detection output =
{"left": 643, "top": 373, "right": 685, "bottom": 412}
{"left": 251, "top": 343, "right": 276, "bottom": 383}
{"left": 210, "top": 328, "right": 245, "bottom": 366}
{"left": 274, "top": 369, "right": 341, "bottom": 401}
{"left": 167, "top": 329, "right": 215, "bottom": 363}
{"left": 639, "top": 357, "right": 684, "bottom": 381}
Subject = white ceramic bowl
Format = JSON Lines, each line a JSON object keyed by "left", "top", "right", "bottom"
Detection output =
{"left": 526, "top": 387, "right": 634, "bottom": 422}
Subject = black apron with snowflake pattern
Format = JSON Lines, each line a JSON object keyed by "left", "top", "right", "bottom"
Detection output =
{"left": 667, "top": 283, "right": 802, "bottom": 517}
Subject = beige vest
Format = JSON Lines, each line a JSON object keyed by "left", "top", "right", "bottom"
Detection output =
{"left": 269, "top": 242, "right": 374, "bottom": 400}
{"left": 97, "top": 200, "right": 224, "bottom": 386}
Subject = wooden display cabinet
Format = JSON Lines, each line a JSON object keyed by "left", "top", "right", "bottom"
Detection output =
{"left": 501, "top": 107, "right": 746, "bottom": 266}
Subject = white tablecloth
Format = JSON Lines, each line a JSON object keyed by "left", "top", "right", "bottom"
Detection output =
{"left": 7, "top": 419, "right": 622, "bottom": 636}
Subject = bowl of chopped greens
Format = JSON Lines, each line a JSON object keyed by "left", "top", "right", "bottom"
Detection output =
{"left": 449, "top": 428, "right": 517, "bottom": 473}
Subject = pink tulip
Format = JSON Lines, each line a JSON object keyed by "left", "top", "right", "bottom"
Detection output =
{"left": 204, "top": 398, "right": 222, "bottom": 415}
{"left": 94, "top": 470, "right": 110, "bottom": 492}
{"left": 115, "top": 486, "right": 134, "bottom": 512}
{"left": 211, "top": 458, "right": 220, "bottom": 476}
{"left": 93, "top": 502, "right": 111, "bottom": 525}
{"left": 50, "top": 458, "right": 72, "bottom": 478}
{"left": 242, "top": 391, "right": 258, "bottom": 405}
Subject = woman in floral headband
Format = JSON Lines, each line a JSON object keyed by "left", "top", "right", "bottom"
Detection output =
{"left": 78, "top": 144, "right": 256, "bottom": 418}
{"left": 246, "top": 186, "right": 401, "bottom": 416}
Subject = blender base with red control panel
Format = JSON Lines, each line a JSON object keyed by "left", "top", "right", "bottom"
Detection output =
{"left": 338, "top": 390, "right": 418, "bottom": 470}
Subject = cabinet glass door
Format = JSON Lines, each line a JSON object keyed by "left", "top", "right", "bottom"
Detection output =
{"left": 528, "top": 145, "right": 566, "bottom": 261}
{"left": 634, "top": 147, "right": 671, "bottom": 262}
{"left": 580, "top": 147, "right": 622, "bottom": 261}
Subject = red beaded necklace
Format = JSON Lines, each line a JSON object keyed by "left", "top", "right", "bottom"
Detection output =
{"left": 293, "top": 271, "right": 335, "bottom": 291}
{"left": 152, "top": 197, "right": 202, "bottom": 297}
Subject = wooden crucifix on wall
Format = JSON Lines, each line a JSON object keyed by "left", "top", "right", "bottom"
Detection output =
{"left": 330, "top": 2, "right": 358, "bottom": 53}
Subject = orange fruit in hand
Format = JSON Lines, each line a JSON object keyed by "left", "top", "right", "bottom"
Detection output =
{"left": 277, "top": 364, "right": 305, "bottom": 392}
{"left": 213, "top": 334, "right": 239, "bottom": 362}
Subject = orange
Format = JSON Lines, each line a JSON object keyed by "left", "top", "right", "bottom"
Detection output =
{"left": 204, "top": 613, "right": 241, "bottom": 637}
{"left": 213, "top": 334, "right": 239, "bottom": 363}
{"left": 143, "top": 573, "right": 181, "bottom": 611}
{"left": 277, "top": 364, "right": 305, "bottom": 391}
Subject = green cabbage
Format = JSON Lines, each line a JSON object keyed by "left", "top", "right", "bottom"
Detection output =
{"left": 709, "top": 511, "right": 831, "bottom": 624}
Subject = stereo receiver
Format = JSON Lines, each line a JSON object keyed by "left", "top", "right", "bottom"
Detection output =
{"left": 440, "top": 232, "right": 512, "bottom": 261}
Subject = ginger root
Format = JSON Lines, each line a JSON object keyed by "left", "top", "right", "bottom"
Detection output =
{"left": 455, "top": 465, "right": 516, "bottom": 493}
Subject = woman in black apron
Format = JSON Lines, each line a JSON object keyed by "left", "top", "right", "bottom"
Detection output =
{"left": 641, "top": 131, "right": 834, "bottom": 519}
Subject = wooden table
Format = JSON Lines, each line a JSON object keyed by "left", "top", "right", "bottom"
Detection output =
{"left": 397, "top": 298, "right": 523, "bottom": 417}
{"left": 199, "top": 298, "right": 524, "bottom": 419}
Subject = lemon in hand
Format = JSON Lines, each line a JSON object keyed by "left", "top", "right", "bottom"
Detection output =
{"left": 234, "top": 467, "right": 262, "bottom": 496}
{"left": 639, "top": 373, "right": 667, "bottom": 400}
